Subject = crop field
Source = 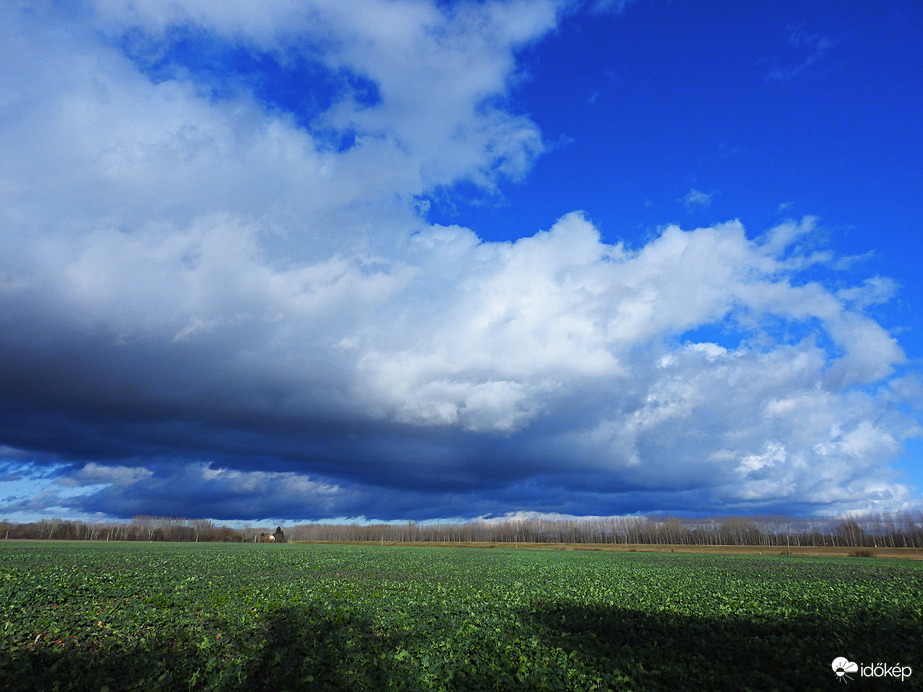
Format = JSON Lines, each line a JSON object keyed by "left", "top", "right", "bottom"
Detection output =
{"left": 1, "top": 542, "right": 921, "bottom": 691}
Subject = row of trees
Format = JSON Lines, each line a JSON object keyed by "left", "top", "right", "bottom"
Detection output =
{"left": 3, "top": 511, "right": 922, "bottom": 548}
{"left": 0, "top": 516, "right": 241, "bottom": 543}
{"left": 286, "top": 512, "right": 923, "bottom": 548}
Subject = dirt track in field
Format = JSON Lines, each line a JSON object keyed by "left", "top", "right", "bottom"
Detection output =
{"left": 293, "top": 540, "right": 923, "bottom": 560}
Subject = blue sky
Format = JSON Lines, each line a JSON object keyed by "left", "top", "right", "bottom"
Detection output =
{"left": 1, "top": 0, "right": 921, "bottom": 525}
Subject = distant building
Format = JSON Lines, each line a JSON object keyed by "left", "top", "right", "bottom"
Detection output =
{"left": 256, "top": 526, "right": 287, "bottom": 543}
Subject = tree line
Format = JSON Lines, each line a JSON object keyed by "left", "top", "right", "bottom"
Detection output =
{"left": 2, "top": 511, "right": 922, "bottom": 548}
{"left": 0, "top": 516, "right": 240, "bottom": 542}
{"left": 286, "top": 512, "right": 923, "bottom": 548}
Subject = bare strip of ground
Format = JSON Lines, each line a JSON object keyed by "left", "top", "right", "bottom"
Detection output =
{"left": 292, "top": 540, "right": 923, "bottom": 560}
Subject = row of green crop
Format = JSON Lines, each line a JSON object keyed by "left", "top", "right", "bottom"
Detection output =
{"left": 2, "top": 542, "right": 921, "bottom": 690}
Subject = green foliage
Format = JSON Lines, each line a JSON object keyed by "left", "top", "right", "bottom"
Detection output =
{"left": 1, "top": 542, "right": 921, "bottom": 690}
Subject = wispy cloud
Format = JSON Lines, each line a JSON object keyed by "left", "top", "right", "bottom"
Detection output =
{"left": 589, "top": 0, "right": 639, "bottom": 15}
{"left": 769, "top": 25, "right": 837, "bottom": 81}
{"left": 681, "top": 188, "right": 715, "bottom": 211}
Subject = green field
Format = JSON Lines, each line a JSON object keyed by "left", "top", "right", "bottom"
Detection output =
{"left": 1, "top": 542, "right": 921, "bottom": 691}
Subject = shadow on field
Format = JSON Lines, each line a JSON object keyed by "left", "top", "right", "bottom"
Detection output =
{"left": 521, "top": 602, "right": 918, "bottom": 692}
{"left": 0, "top": 638, "right": 199, "bottom": 691}
{"left": 4, "top": 602, "right": 918, "bottom": 691}
{"left": 0, "top": 607, "right": 397, "bottom": 692}
{"left": 246, "top": 605, "right": 396, "bottom": 691}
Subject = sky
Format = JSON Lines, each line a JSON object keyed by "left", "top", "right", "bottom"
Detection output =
{"left": 1, "top": 0, "right": 922, "bottom": 525}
